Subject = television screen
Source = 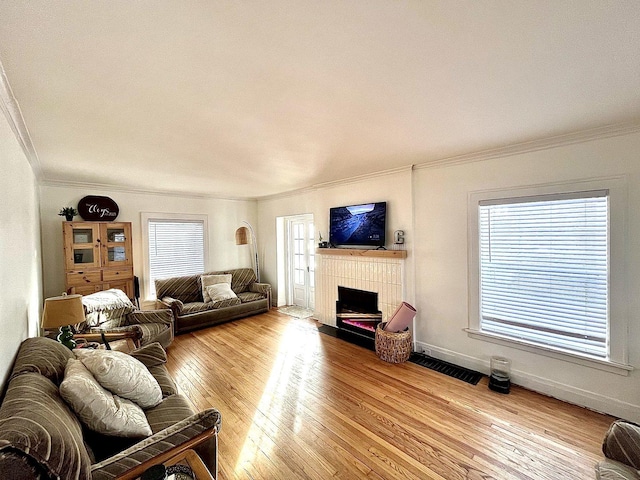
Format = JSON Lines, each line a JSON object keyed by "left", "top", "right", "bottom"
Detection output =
{"left": 329, "top": 202, "right": 386, "bottom": 247}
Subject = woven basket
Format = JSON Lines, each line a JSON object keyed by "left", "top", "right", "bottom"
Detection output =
{"left": 375, "top": 322, "right": 412, "bottom": 363}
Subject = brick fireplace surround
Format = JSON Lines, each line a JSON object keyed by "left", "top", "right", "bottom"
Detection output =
{"left": 315, "top": 249, "right": 406, "bottom": 327}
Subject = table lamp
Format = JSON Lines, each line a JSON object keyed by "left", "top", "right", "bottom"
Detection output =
{"left": 41, "top": 294, "right": 85, "bottom": 349}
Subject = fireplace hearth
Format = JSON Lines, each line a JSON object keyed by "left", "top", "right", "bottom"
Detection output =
{"left": 335, "top": 286, "right": 382, "bottom": 350}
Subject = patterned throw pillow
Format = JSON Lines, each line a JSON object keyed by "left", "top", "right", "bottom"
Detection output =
{"left": 201, "top": 274, "right": 232, "bottom": 303}
{"left": 205, "top": 283, "right": 239, "bottom": 302}
{"left": 74, "top": 349, "right": 162, "bottom": 409}
{"left": 60, "top": 359, "right": 152, "bottom": 438}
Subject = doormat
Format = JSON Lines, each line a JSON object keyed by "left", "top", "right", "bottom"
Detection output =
{"left": 409, "top": 352, "right": 483, "bottom": 385}
{"left": 279, "top": 305, "right": 314, "bottom": 319}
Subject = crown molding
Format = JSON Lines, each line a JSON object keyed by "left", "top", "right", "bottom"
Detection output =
{"left": 258, "top": 165, "right": 413, "bottom": 202}
{"left": 414, "top": 122, "right": 640, "bottom": 171}
{"left": 40, "top": 178, "right": 258, "bottom": 202}
{"left": 259, "top": 122, "right": 640, "bottom": 201}
{"left": 0, "top": 60, "right": 42, "bottom": 179}
{"left": 313, "top": 164, "right": 412, "bottom": 190}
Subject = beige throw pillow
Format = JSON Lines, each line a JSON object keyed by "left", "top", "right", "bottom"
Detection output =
{"left": 60, "top": 358, "right": 152, "bottom": 438}
{"left": 74, "top": 349, "right": 162, "bottom": 409}
{"left": 205, "top": 283, "right": 239, "bottom": 302}
{"left": 201, "top": 274, "right": 232, "bottom": 303}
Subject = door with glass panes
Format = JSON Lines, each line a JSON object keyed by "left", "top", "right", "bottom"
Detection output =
{"left": 289, "top": 215, "right": 315, "bottom": 309}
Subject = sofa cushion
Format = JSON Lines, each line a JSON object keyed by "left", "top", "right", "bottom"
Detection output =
{"left": 0, "top": 372, "right": 92, "bottom": 480}
{"left": 10, "top": 336, "right": 74, "bottom": 385}
{"left": 148, "top": 365, "right": 179, "bottom": 397}
{"left": 228, "top": 268, "right": 257, "bottom": 294}
{"left": 145, "top": 394, "right": 195, "bottom": 434}
{"left": 156, "top": 274, "right": 202, "bottom": 303}
{"left": 181, "top": 302, "right": 213, "bottom": 315}
{"left": 201, "top": 274, "right": 232, "bottom": 302}
{"left": 210, "top": 297, "right": 242, "bottom": 308}
{"left": 181, "top": 298, "right": 244, "bottom": 314}
{"left": 60, "top": 359, "right": 152, "bottom": 438}
{"left": 238, "top": 291, "right": 267, "bottom": 303}
{"left": 130, "top": 342, "right": 167, "bottom": 367}
{"left": 74, "top": 349, "right": 162, "bottom": 409}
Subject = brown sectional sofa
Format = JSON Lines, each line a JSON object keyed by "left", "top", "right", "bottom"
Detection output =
{"left": 0, "top": 337, "right": 221, "bottom": 480}
{"left": 155, "top": 268, "right": 271, "bottom": 334}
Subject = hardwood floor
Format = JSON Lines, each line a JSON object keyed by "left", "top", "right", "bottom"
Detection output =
{"left": 165, "top": 310, "right": 614, "bottom": 479}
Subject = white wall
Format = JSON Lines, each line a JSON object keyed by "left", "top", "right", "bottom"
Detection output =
{"left": 39, "top": 186, "right": 257, "bottom": 302}
{"left": 413, "top": 131, "right": 640, "bottom": 422}
{"left": 258, "top": 168, "right": 415, "bottom": 308}
{"left": 257, "top": 132, "right": 640, "bottom": 422}
{"left": 0, "top": 112, "right": 42, "bottom": 389}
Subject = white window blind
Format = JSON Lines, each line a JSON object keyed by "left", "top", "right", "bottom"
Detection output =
{"left": 148, "top": 219, "right": 205, "bottom": 296}
{"left": 479, "top": 191, "right": 609, "bottom": 359}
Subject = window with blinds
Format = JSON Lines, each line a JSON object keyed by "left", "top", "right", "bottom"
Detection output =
{"left": 148, "top": 219, "right": 205, "bottom": 296}
{"left": 478, "top": 191, "right": 609, "bottom": 359}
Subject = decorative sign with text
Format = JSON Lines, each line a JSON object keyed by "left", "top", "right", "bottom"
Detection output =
{"left": 78, "top": 195, "right": 119, "bottom": 221}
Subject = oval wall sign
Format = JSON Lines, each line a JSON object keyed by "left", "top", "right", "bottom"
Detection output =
{"left": 78, "top": 195, "right": 119, "bottom": 221}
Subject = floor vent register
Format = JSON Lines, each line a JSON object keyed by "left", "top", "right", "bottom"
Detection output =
{"left": 409, "top": 353, "right": 483, "bottom": 385}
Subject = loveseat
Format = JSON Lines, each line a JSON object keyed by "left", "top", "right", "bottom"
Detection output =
{"left": 0, "top": 337, "right": 221, "bottom": 479}
{"left": 596, "top": 420, "right": 640, "bottom": 479}
{"left": 156, "top": 268, "right": 271, "bottom": 334}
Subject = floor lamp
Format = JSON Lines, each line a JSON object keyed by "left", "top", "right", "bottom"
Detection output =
{"left": 235, "top": 221, "right": 260, "bottom": 282}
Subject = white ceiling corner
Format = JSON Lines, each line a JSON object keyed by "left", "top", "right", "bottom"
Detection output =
{"left": 0, "top": 60, "right": 42, "bottom": 179}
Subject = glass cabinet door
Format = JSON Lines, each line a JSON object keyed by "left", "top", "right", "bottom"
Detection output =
{"left": 100, "top": 223, "right": 132, "bottom": 267}
{"left": 63, "top": 223, "right": 101, "bottom": 270}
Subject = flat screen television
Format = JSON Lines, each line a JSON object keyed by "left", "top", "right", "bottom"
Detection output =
{"left": 329, "top": 202, "right": 386, "bottom": 248}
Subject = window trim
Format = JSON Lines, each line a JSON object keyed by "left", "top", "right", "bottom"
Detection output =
{"left": 141, "top": 212, "right": 209, "bottom": 301}
{"left": 467, "top": 176, "right": 630, "bottom": 374}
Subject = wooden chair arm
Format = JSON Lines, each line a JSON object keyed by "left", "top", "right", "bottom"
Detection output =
{"left": 74, "top": 329, "right": 142, "bottom": 347}
{"left": 115, "top": 428, "right": 217, "bottom": 480}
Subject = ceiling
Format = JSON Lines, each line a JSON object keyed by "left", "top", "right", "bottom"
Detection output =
{"left": 1, "top": 1, "right": 639, "bottom": 199}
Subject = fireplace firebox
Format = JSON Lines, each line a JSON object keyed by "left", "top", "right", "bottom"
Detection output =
{"left": 336, "top": 286, "right": 382, "bottom": 350}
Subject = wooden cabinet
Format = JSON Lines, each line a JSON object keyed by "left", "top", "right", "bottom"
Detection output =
{"left": 63, "top": 222, "right": 134, "bottom": 298}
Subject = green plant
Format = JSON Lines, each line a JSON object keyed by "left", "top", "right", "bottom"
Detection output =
{"left": 58, "top": 207, "right": 78, "bottom": 218}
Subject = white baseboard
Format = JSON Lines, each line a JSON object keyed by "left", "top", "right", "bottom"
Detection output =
{"left": 414, "top": 340, "right": 640, "bottom": 423}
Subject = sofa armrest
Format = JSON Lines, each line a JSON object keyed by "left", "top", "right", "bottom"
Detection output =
{"left": 127, "top": 309, "right": 174, "bottom": 326}
{"left": 250, "top": 282, "right": 272, "bottom": 308}
{"left": 91, "top": 408, "right": 221, "bottom": 480}
{"left": 158, "top": 296, "right": 184, "bottom": 313}
{"left": 602, "top": 420, "right": 640, "bottom": 470}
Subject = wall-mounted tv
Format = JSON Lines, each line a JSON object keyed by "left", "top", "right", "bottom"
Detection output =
{"left": 329, "top": 202, "right": 386, "bottom": 248}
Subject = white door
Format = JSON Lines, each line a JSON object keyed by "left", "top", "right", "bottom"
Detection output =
{"left": 289, "top": 215, "right": 315, "bottom": 309}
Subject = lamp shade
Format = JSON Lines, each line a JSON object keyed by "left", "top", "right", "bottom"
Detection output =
{"left": 235, "top": 226, "right": 249, "bottom": 245}
{"left": 41, "top": 294, "right": 85, "bottom": 330}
